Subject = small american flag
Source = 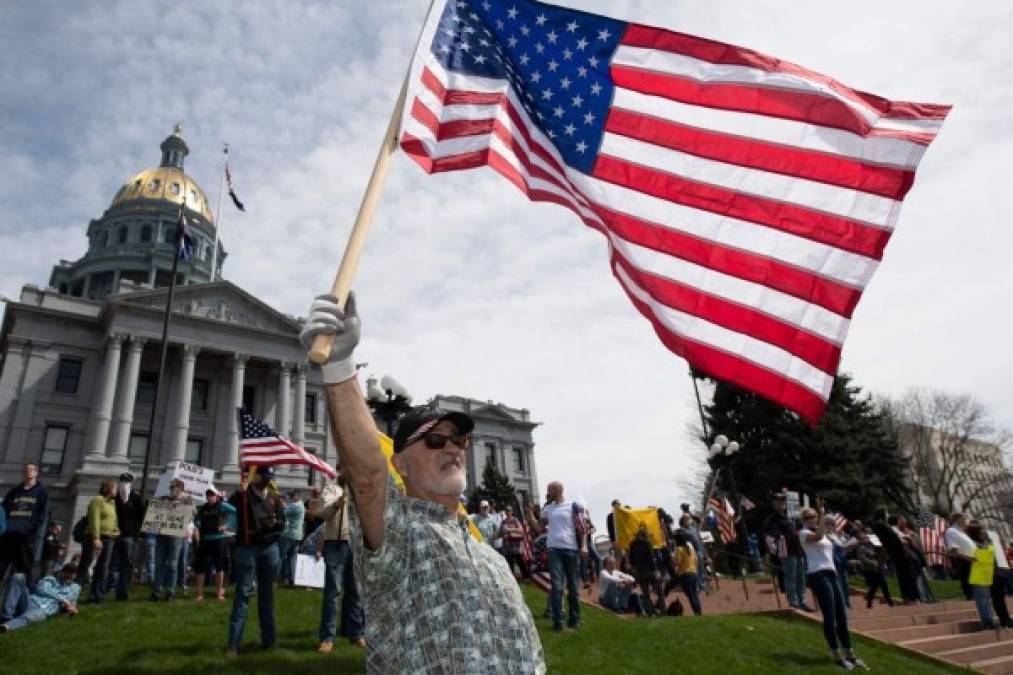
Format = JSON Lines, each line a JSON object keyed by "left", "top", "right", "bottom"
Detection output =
{"left": 917, "top": 505, "right": 947, "bottom": 567}
{"left": 238, "top": 408, "right": 335, "bottom": 479}
{"left": 740, "top": 496, "right": 755, "bottom": 511}
{"left": 400, "top": 0, "right": 949, "bottom": 423}
{"left": 708, "top": 495, "right": 736, "bottom": 544}
{"left": 831, "top": 512, "right": 849, "bottom": 535}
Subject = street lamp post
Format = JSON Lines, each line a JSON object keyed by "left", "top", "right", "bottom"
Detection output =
{"left": 366, "top": 374, "right": 413, "bottom": 437}
{"left": 708, "top": 434, "right": 749, "bottom": 578}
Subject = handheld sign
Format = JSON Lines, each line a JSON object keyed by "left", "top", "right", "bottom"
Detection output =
{"left": 154, "top": 461, "right": 217, "bottom": 504}
{"left": 988, "top": 531, "right": 1009, "bottom": 569}
{"left": 785, "top": 492, "right": 802, "bottom": 520}
{"left": 294, "top": 553, "right": 326, "bottom": 588}
{"left": 142, "top": 500, "right": 196, "bottom": 537}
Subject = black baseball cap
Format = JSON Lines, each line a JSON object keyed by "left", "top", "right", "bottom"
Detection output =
{"left": 393, "top": 407, "right": 475, "bottom": 453}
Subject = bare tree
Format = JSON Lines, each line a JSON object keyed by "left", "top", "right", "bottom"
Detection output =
{"left": 881, "top": 389, "right": 1012, "bottom": 526}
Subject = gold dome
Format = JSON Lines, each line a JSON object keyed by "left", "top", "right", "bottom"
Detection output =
{"left": 110, "top": 166, "right": 215, "bottom": 224}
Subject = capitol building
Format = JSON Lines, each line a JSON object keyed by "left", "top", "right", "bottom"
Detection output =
{"left": 0, "top": 127, "right": 541, "bottom": 531}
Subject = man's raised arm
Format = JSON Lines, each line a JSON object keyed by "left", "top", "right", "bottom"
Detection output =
{"left": 300, "top": 292, "right": 388, "bottom": 552}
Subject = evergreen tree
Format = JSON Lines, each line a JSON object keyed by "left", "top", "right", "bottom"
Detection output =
{"left": 467, "top": 460, "right": 518, "bottom": 512}
{"left": 702, "top": 373, "right": 915, "bottom": 529}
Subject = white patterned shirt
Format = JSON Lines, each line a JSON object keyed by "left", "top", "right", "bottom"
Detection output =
{"left": 349, "top": 476, "right": 546, "bottom": 674}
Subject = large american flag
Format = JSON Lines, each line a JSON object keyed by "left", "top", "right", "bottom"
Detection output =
{"left": 399, "top": 0, "right": 949, "bottom": 422}
{"left": 917, "top": 505, "right": 948, "bottom": 568}
{"left": 238, "top": 408, "right": 336, "bottom": 479}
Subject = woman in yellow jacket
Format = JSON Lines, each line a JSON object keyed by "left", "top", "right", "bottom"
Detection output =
{"left": 672, "top": 530, "right": 702, "bottom": 615}
{"left": 86, "top": 479, "right": 120, "bottom": 603}
{"left": 967, "top": 522, "right": 997, "bottom": 630}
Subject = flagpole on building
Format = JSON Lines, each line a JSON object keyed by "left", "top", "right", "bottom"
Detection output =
{"left": 211, "top": 143, "right": 228, "bottom": 281}
{"left": 308, "top": 0, "right": 437, "bottom": 365}
{"left": 139, "top": 198, "right": 186, "bottom": 501}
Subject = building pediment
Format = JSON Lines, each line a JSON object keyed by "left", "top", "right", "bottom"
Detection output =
{"left": 471, "top": 404, "right": 522, "bottom": 423}
{"left": 111, "top": 281, "right": 301, "bottom": 336}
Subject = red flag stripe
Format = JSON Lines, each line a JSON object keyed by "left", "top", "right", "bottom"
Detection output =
{"left": 619, "top": 25, "right": 952, "bottom": 124}
{"left": 605, "top": 106, "right": 915, "bottom": 200}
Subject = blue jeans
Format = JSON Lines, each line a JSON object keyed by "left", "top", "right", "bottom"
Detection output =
{"left": 548, "top": 547, "right": 580, "bottom": 628}
{"left": 319, "top": 540, "right": 365, "bottom": 643}
{"left": 114, "top": 537, "right": 136, "bottom": 599}
{"left": 176, "top": 538, "right": 191, "bottom": 590}
{"left": 150, "top": 535, "right": 182, "bottom": 598}
{"left": 783, "top": 556, "right": 806, "bottom": 607}
{"left": 277, "top": 537, "right": 299, "bottom": 585}
{"left": 973, "top": 585, "right": 996, "bottom": 628}
{"left": 89, "top": 535, "right": 116, "bottom": 602}
{"left": 809, "top": 570, "right": 851, "bottom": 651}
{"left": 681, "top": 573, "right": 702, "bottom": 615}
{"left": 144, "top": 533, "right": 157, "bottom": 584}
{"left": 600, "top": 581, "right": 632, "bottom": 613}
{"left": 0, "top": 574, "right": 47, "bottom": 631}
{"left": 228, "top": 542, "right": 280, "bottom": 650}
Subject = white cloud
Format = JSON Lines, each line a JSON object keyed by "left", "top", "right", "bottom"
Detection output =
{"left": 2, "top": 0, "right": 1011, "bottom": 531}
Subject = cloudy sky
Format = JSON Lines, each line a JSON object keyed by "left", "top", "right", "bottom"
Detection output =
{"left": 2, "top": 1, "right": 1011, "bottom": 529}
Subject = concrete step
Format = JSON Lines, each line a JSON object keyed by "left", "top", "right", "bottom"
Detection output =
{"left": 851, "top": 609, "right": 980, "bottom": 632}
{"left": 971, "top": 654, "right": 1013, "bottom": 674}
{"left": 937, "top": 637, "right": 1013, "bottom": 664}
{"left": 901, "top": 629, "right": 1006, "bottom": 654}
{"left": 851, "top": 600, "right": 976, "bottom": 617}
{"left": 865, "top": 619, "right": 983, "bottom": 642}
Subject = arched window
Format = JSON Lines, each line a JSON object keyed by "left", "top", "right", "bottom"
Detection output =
{"left": 140, "top": 224, "right": 152, "bottom": 243}
{"left": 98, "top": 231, "right": 108, "bottom": 248}
{"left": 118, "top": 226, "right": 129, "bottom": 244}
{"left": 163, "top": 227, "right": 175, "bottom": 244}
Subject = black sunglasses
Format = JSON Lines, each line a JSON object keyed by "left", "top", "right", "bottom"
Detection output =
{"left": 422, "top": 432, "right": 472, "bottom": 450}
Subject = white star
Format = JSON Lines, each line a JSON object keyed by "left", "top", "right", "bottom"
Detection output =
{"left": 462, "top": 25, "right": 476, "bottom": 34}
{"left": 536, "top": 109, "right": 545, "bottom": 120}
{"left": 562, "top": 48, "right": 573, "bottom": 60}
{"left": 588, "top": 56, "right": 599, "bottom": 68}
{"left": 443, "top": 27, "right": 457, "bottom": 37}
{"left": 479, "top": 38, "right": 490, "bottom": 46}
{"left": 598, "top": 28, "right": 612, "bottom": 41}
{"left": 576, "top": 37, "right": 589, "bottom": 51}
{"left": 564, "top": 123, "right": 576, "bottom": 136}
{"left": 576, "top": 140, "right": 588, "bottom": 153}
{"left": 507, "top": 6, "right": 518, "bottom": 20}
{"left": 495, "top": 19, "right": 504, "bottom": 30}
{"left": 507, "top": 35, "right": 518, "bottom": 48}
{"left": 474, "top": 54, "right": 486, "bottom": 64}
{"left": 577, "top": 66, "right": 588, "bottom": 77}
{"left": 530, "top": 70, "right": 542, "bottom": 83}
{"left": 451, "top": 15, "right": 463, "bottom": 24}
{"left": 572, "top": 94, "right": 583, "bottom": 108}
{"left": 547, "top": 30, "right": 558, "bottom": 44}
{"left": 584, "top": 111, "right": 595, "bottom": 125}
{"left": 456, "top": 1, "right": 468, "bottom": 7}
{"left": 520, "top": 24, "right": 530, "bottom": 36}
{"left": 560, "top": 76, "right": 571, "bottom": 89}
{"left": 547, "top": 59, "right": 559, "bottom": 72}
{"left": 519, "top": 53, "right": 530, "bottom": 65}
{"left": 542, "top": 88, "right": 554, "bottom": 100}
{"left": 553, "top": 105, "right": 564, "bottom": 118}
{"left": 459, "top": 41, "right": 470, "bottom": 51}
{"left": 470, "top": 12, "right": 479, "bottom": 20}
{"left": 590, "top": 82, "right": 602, "bottom": 95}
{"left": 482, "top": 0, "right": 491, "bottom": 9}
{"left": 566, "top": 20, "right": 579, "bottom": 33}
{"left": 535, "top": 42, "right": 545, "bottom": 54}
{"left": 535, "top": 13, "right": 547, "bottom": 26}
{"left": 548, "top": 129, "right": 557, "bottom": 139}
{"left": 438, "top": 44, "right": 451, "bottom": 54}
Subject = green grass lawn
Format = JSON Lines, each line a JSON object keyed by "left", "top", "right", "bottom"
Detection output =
{"left": 848, "top": 577, "right": 968, "bottom": 602}
{"left": 0, "top": 583, "right": 970, "bottom": 674}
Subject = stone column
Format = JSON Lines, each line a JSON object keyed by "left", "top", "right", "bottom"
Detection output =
{"left": 276, "top": 362, "right": 292, "bottom": 438}
{"left": 84, "top": 333, "right": 125, "bottom": 459}
{"left": 109, "top": 337, "right": 147, "bottom": 460}
{"left": 292, "top": 364, "right": 307, "bottom": 447}
{"left": 0, "top": 337, "right": 33, "bottom": 461}
{"left": 168, "top": 344, "right": 200, "bottom": 463}
{"left": 224, "top": 354, "right": 248, "bottom": 471}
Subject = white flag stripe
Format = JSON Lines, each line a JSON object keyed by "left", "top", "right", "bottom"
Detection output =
{"left": 614, "top": 263, "right": 834, "bottom": 398}
{"left": 611, "top": 87, "right": 928, "bottom": 170}
{"left": 416, "top": 86, "right": 500, "bottom": 121}
{"left": 600, "top": 132, "right": 901, "bottom": 229}
{"left": 611, "top": 236, "right": 850, "bottom": 344}
{"left": 611, "top": 45, "right": 946, "bottom": 134}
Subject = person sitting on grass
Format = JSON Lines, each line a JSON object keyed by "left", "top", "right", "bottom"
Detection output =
{"left": 799, "top": 506, "right": 868, "bottom": 671}
{"left": 0, "top": 564, "right": 80, "bottom": 633}
{"left": 599, "top": 555, "right": 644, "bottom": 615}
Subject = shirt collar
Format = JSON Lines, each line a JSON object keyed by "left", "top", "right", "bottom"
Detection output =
{"left": 404, "top": 493, "right": 457, "bottom": 523}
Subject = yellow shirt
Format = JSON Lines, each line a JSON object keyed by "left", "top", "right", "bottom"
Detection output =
{"left": 969, "top": 544, "right": 996, "bottom": 587}
{"left": 675, "top": 544, "right": 698, "bottom": 576}
{"left": 87, "top": 495, "right": 119, "bottom": 539}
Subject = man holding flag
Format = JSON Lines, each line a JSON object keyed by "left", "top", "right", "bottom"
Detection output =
{"left": 299, "top": 292, "right": 545, "bottom": 674}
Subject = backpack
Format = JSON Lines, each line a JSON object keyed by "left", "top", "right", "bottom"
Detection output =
{"left": 72, "top": 515, "right": 89, "bottom": 544}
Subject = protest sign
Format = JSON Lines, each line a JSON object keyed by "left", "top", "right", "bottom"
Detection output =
{"left": 989, "top": 531, "right": 1009, "bottom": 569}
{"left": 154, "top": 461, "right": 217, "bottom": 504}
{"left": 141, "top": 500, "right": 196, "bottom": 537}
{"left": 785, "top": 491, "right": 801, "bottom": 520}
{"left": 294, "top": 554, "right": 326, "bottom": 588}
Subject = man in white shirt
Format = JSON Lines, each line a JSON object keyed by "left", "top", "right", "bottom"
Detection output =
{"left": 598, "top": 556, "right": 641, "bottom": 614}
{"left": 943, "top": 513, "right": 976, "bottom": 600}
{"left": 470, "top": 501, "right": 498, "bottom": 544}
{"left": 541, "top": 481, "right": 587, "bottom": 632}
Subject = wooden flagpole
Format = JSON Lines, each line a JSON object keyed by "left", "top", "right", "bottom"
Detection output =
{"left": 309, "top": 0, "right": 437, "bottom": 365}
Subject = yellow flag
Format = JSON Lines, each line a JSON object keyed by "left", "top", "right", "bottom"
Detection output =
{"left": 377, "top": 431, "right": 481, "bottom": 541}
{"left": 614, "top": 505, "right": 665, "bottom": 551}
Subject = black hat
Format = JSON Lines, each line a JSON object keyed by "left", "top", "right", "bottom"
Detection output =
{"left": 770, "top": 488, "right": 788, "bottom": 499}
{"left": 60, "top": 563, "right": 78, "bottom": 575}
{"left": 393, "top": 407, "right": 475, "bottom": 453}
{"left": 119, "top": 472, "right": 134, "bottom": 482}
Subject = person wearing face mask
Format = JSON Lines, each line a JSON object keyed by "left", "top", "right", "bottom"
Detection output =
{"left": 113, "top": 473, "right": 144, "bottom": 600}
{"left": 299, "top": 291, "right": 545, "bottom": 674}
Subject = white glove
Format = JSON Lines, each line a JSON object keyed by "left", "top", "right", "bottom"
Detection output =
{"left": 300, "top": 291, "right": 361, "bottom": 384}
